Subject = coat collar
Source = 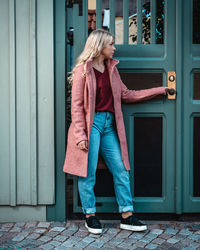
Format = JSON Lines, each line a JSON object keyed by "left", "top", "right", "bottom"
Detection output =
{"left": 85, "top": 57, "right": 119, "bottom": 72}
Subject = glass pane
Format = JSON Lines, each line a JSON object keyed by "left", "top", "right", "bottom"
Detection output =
{"left": 119, "top": 72, "right": 163, "bottom": 101}
{"left": 193, "top": 117, "right": 200, "bottom": 197}
{"left": 141, "top": 0, "right": 164, "bottom": 44}
{"left": 88, "top": 0, "right": 97, "bottom": 35}
{"left": 129, "top": 0, "right": 138, "bottom": 44}
{"left": 193, "top": 0, "right": 200, "bottom": 44}
{"left": 193, "top": 73, "right": 200, "bottom": 100}
{"left": 134, "top": 117, "right": 163, "bottom": 197}
{"left": 143, "top": 0, "right": 150, "bottom": 44}
{"left": 156, "top": 0, "right": 164, "bottom": 44}
{"left": 115, "top": 0, "right": 124, "bottom": 44}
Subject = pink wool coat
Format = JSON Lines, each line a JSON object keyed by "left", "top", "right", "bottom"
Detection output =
{"left": 63, "top": 57, "right": 167, "bottom": 177}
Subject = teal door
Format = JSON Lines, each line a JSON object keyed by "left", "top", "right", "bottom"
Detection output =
{"left": 182, "top": 0, "right": 200, "bottom": 212}
{"left": 66, "top": 0, "right": 199, "bottom": 215}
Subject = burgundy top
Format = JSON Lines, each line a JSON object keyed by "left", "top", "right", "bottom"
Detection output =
{"left": 93, "top": 64, "right": 114, "bottom": 113}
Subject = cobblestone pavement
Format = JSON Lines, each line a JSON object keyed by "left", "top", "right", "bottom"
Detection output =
{"left": 0, "top": 220, "right": 200, "bottom": 249}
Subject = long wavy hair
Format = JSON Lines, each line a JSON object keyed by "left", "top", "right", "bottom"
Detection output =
{"left": 67, "top": 29, "right": 114, "bottom": 85}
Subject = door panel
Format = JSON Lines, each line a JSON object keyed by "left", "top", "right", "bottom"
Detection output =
{"left": 183, "top": 0, "right": 200, "bottom": 212}
{"left": 71, "top": 0, "right": 176, "bottom": 213}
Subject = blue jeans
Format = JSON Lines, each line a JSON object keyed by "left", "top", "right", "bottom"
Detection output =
{"left": 78, "top": 111, "right": 134, "bottom": 214}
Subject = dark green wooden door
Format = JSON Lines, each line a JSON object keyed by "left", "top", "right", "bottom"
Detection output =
{"left": 67, "top": 0, "right": 199, "bottom": 214}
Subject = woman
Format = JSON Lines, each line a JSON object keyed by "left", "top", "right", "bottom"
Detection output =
{"left": 63, "top": 29, "right": 172, "bottom": 234}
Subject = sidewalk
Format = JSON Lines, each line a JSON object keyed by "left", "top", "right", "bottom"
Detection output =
{"left": 0, "top": 219, "right": 200, "bottom": 249}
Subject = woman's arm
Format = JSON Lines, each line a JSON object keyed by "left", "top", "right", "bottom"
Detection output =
{"left": 71, "top": 65, "right": 88, "bottom": 145}
{"left": 120, "top": 79, "right": 167, "bottom": 103}
{"left": 115, "top": 67, "right": 167, "bottom": 103}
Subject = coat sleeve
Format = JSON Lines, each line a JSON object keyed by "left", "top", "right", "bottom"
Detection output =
{"left": 71, "top": 65, "right": 88, "bottom": 145}
{"left": 116, "top": 68, "right": 167, "bottom": 103}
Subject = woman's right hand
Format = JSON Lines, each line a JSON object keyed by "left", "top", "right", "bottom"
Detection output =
{"left": 77, "top": 140, "right": 88, "bottom": 151}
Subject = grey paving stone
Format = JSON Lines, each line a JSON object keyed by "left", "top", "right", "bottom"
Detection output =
{"left": 49, "top": 240, "right": 61, "bottom": 247}
{"left": 109, "top": 237, "right": 124, "bottom": 246}
{"left": 82, "top": 236, "right": 96, "bottom": 244}
{"left": 182, "top": 247, "right": 196, "bottom": 250}
{"left": 1, "top": 223, "right": 14, "bottom": 228}
{"left": 55, "top": 246, "right": 69, "bottom": 250}
{"left": 180, "top": 229, "right": 193, "bottom": 236}
{"left": 73, "top": 230, "right": 88, "bottom": 238}
{"left": 39, "top": 235, "right": 52, "bottom": 243}
{"left": 25, "top": 221, "right": 37, "bottom": 228}
{"left": 165, "top": 228, "right": 179, "bottom": 235}
{"left": 151, "top": 237, "right": 165, "bottom": 245}
{"left": 159, "top": 233, "right": 173, "bottom": 239}
{"left": 106, "top": 228, "right": 121, "bottom": 234}
{"left": 129, "top": 232, "right": 145, "bottom": 239}
{"left": 173, "top": 233, "right": 188, "bottom": 240}
{"left": 12, "top": 232, "right": 29, "bottom": 242}
{"left": 188, "top": 234, "right": 200, "bottom": 241}
{"left": 51, "top": 222, "right": 66, "bottom": 227}
{"left": 3, "top": 241, "right": 21, "bottom": 249}
{"left": 96, "top": 236, "right": 113, "bottom": 243}
{"left": 144, "top": 233, "right": 158, "bottom": 240}
{"left": 27, "top": 233, "right": 40, "bottom": 240}
{"left": 34, "top": 228, "right": 47, "bottom": 234}
{"left": 40, "top": 243, "right": 54, "bottom": 249}
{"left": 38, "top": 222, "right": 51, "bottom": 228}
{"left": 145, "top": 243, "right": 158, "bottom": 249}
{"left": 67, "top": 225, "right": 79, "bottom": 231}
{"left": 116, "top": 230, "right": 132, "bottom": 238}
{"left": 88, "top": 240, "right": 105, "bottom": 248}
{"left": 192, "top": 225, "right": 200, "bottom": 231}
{"left": 139, "top": 237, "right": 153, "bottom": 243}
{"left": 49, "top": 227, "right": 65, "bottom": 232}
{"left": 188, "top": 241, "right": 200, "bottom": 248}
{"left": 181, "top": 237, "right": 196, "bottom": 245}
{"left": 61, "top": 229, "right": 75, "bottom": 237}
{"left": 160, "top": 241, "right": 175, "bottom": 249}
{"left": 133, "top": 240, "right": 147, "bottom": 248}
{"left": 74, "top": 239, "right": 90, "bottom": 248}
{"left": 150, "top": 229, "right": 164, "bottom": 235}
{"left": 61, "top": 236, "right": 82, "bottom": 247}
{"left": 15, "top": 222, "right": 25, "bottom": 227}
{"left": 166, "top": 237, "right": 180, "bottom": 244}
{"left": 9, "top": 227, "right": 22, "bottom": 233}
{"left": 46, "top": 231, "right": 60, "bottom": 237}
{"left": 0, "top": 228, "right": 9, "bottom": 232}
{"left": 54, "top": 235, "right": 68, "bottom": 242}
{"left": 118, "top": 240, "right": 133, "bottom": 247}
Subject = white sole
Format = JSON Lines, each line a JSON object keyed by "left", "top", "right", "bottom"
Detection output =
{"left": 85, "top": 222, "right": 102, "bottom": 234}
{"left": 120, "top": 223, "right": 147, "bottom": 231}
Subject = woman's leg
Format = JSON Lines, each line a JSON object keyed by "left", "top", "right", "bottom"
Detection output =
{"left": 99, "top": 113, "right": 134, "bottom": 214}
{"left": 77, "top": 112, "right": 103, "bottom": 216}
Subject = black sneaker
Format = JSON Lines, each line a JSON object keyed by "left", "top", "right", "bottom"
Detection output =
{"left": 85, "top": 215, "right": 102, "bottom": 234}
{"left": 120, "top": 214, "right": 147, "bottom": 231}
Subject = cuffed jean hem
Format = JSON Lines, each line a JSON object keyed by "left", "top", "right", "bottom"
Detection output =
{"left": 119, "top": 205, "right": 134, "bottom": 213}
{"left": 82, "top": 207, "right": 96, "bottom": 215}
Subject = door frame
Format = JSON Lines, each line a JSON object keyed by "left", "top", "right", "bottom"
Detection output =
{"left": 47, "top": 0, "right": 66, "bottom": 221}
{"left": 175, "top": 0, "right": 183, "bottom": 214}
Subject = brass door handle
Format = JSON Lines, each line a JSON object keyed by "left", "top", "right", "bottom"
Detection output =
{"left": 167, "top": 72, "right": 176, "bottom": 99}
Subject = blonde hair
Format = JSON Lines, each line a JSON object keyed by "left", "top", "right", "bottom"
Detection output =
{"left": 67, "top": 29, "right": 114, "bottom": 85}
